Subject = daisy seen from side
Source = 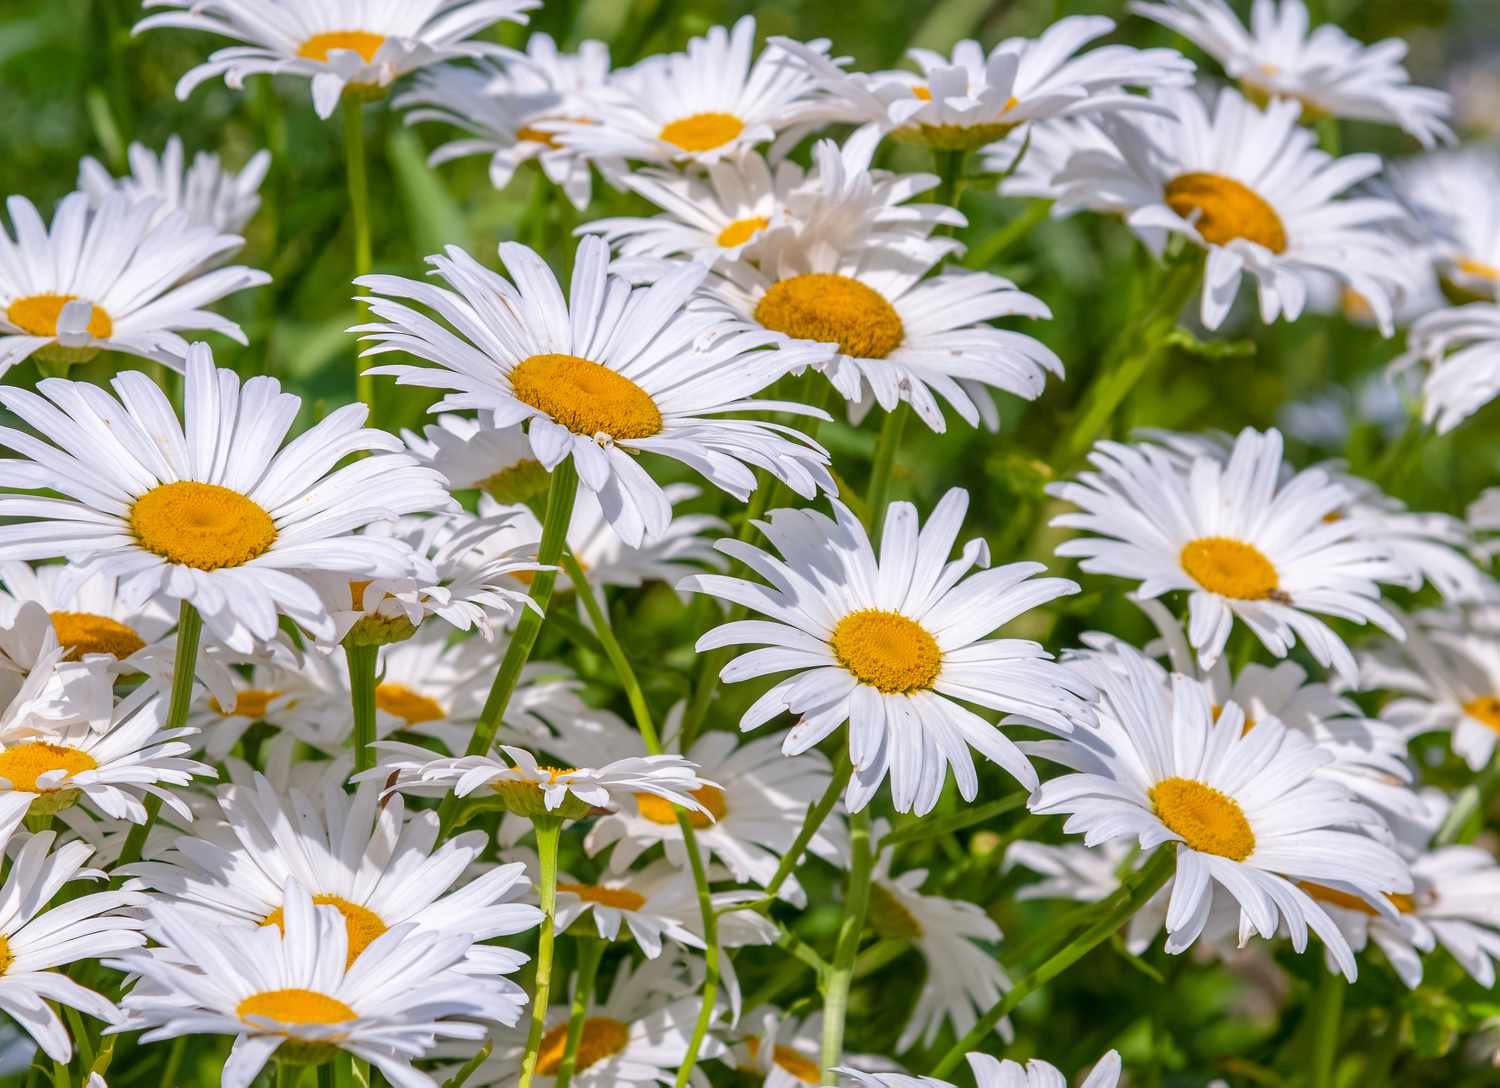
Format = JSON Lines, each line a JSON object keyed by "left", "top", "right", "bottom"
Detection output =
{"left": 78, "top": 136, "right": 271, "bottom": 237}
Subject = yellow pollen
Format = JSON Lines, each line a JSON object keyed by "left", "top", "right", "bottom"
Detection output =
{"left": 516, "top": 124, "right": 560, "bottom": 148}
{"left": 755, "top": 274, "right": 904, "bottom": 360}
{"left": 913, "top": 85, "right": 933, "bottom": 101}
{"left": 237, "top": 988, "right": 357, "bottom": 1027}
{"left": 210, "top": 688, "right": 282, "bottom": 719}
{"left": 1165, "top": 173, "right": 1287, "bottom": 253}
{"left": 658, "top": 112, "right": 744, "bottom": 152}
{"left": 745, "top": 1037, "right": 820, "bottom": 1084}
{"left": 636, "top": 784, "right": 727, "bottom": 829}
{"left": 375, "top": 683, "right": 446, "bottom": 726}
{"left": 0, "top": 935, "right": 10, "bottom": 975}
{"left": 557, "top": 881, "right": 648, "bottom": 911}
{"left": 1465, "top": 696, "right": 1500, "bottom": 734}
{"left": 1209, "top": 703, "right": 1257, "bottom": 735}
{"left": 0, "top": 743, "right": 97, "bottom": 792}
{"left": 49, "top": 611, "right": 144, "bottom": 661}
{"left": 717, "top": 216, "right": 769, "bottom": 248}
{"left": 830, "top": 609, "right": 942, "bottom": 694}
{"left": 5, "top": 293, "right": 112, "bottom": 339}
{"left": 536, "top": 1017, "right": 630, "bottom": 1076}
{"left": 297, "top": 31, "right": 386, "bottom": 64}
{"left": 1458, "top": 257, "right": 1500, "bottom": 282}
{"left": 1180, "top": 537, "right": 1280, "bottom": 601}
{"left": 1299, "top": 881, "right": 1416, "bottom": 916}
{"left": 510, "top": 353, "right": 662, "bottom": 441}
{"left": 262, "top": 896, "right": 387, "bottom": 968}
{"left": 130, "top": 481, "right": 277, "bottom": 571}
{"left": 1149, "top": 777, "right": 1255, "bottom": 861}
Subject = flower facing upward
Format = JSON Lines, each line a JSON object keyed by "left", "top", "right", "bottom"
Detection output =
{"left": 1130, "top": 0, "right": 1454, "bottom": 148}
{"left": 0, "top": 347, "right": 451, "bottom": 653}
{"left": 682, "top": 489, "right": 1093, "bottom": 814}
{"left": 356, "top": 236, "right": 834, "bottom": 547}
{"left": 135, "top": 0, "right": 540, "bottom": 119}
{"left": 78, "top": 136, "right": 271, "bottom": 237}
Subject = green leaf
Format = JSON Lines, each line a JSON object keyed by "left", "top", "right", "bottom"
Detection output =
{"left": 386, "top": 128, "right": 469, "bottom": 257}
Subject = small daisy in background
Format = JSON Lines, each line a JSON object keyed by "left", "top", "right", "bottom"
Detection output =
{"left": 1394, "top": 303, "right": 1500, "bottom": 434}
{"left": 135, "top": 0, "right": 540, "bottom": 119}
{"left": 1388, "top": 145, "right": 1500, "bottom": 304}
{"left": 839, "top": 1049, "right": 1122, "bottom": 1088}
{"left": 403, "top": 413, "right": 553, "bottom": 505}
{"left": 726, "top": 1007, "right": 825, "bottom": 1087}
{"left": 1131, "top": 0, "right": 1454, "bottom": 148}
{"left": 0, "top": 563, "right": 175, "bottom": 670}
{"left": 78, "top": 136, "right": 271, "bottom": 237}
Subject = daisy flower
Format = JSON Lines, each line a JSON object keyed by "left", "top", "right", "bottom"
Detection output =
{"left": 396, "top": 34, "right": 614, "bottom": 210}
{"left": 839, "top": 1050, "right": 1122, "bottom": 1088}
{"left": 112, "top": 880, "right": 522, "bottom": 1088}
{"left": 135, "top": 0, "right": 539, "bottom": 119}
{"left": 78, "top": 136, "right": 271, "bottom": 236}
{"left": 0, "top": 193, "right": 268, "bottom": 373}
{"left": 0, "top": 619, "right": 118, "bottom": 749}
{"left": 981, "top": 116, "right": 1124, "bottom": 210}
{"left": 727, "top": 1007, "right": 825, "bottom": 1088}
{"left": 0, "top": 829, "right": 147, "bottom": 1064}
{"left": 1052, "top": 88, "right": 1407, "bottom": 331}
{"left": 1394, "top": 303, "right": 1500, "bottom": 434}
{"left": 1389, "top": 145, "right": 1500, "bottom": 303}
{"left": 776, "top": 16, "right": 1192, "bottom": 151}
{"left": 681, "top": 489, "right": 1093, "bottom": 815}
{"left": 0, "top": 562, "right": 174, "bottom": 669}
{"left": 550, "top": 859, "right": 703, "bottom": 959}
{"left": 1029, "top": 644, "right": 1412, "bottom": 979}
{"left": 403, "top": 412, "right": 552, "bottom": 504}
{"left": 125, "top": 771, "right": 541, "bottom": 980}
{"left": 1130, "top": 0, "right": 1453, "bottom": 148}
{"left": 356, "top": 236, "right": 834, "bottom": 547}
{"left": 0, "top": 347, "right": 451, "bottom": 653}
{"left": 1049, "top": 428, "right": 1403, "bottom": 685}
{"left": 547, "top": 17, "right": 825, "bottom": 167}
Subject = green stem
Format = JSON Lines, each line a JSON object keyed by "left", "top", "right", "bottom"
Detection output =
{"left": 1315, "top": 116, "right": 1342, "bottom": 157}
{"left": 819, "top": 807, "right": 874, "bottom": 1083}
{"left": 1307, "top": 970, "right": 1345, "bottom": 1088}
{"left": 928, "top": 845, "right": 1177, "bottom": 1078}
{"left": 517, "top": 817, "right": 562, "bottom": 1088}
{"left": 551, "top": 938, "right": 606, "bottom": 1088}
{"left": 934, "top": 149, "right": 967, "bottom": 222}
{"left": 865, "top": 403, "right": 911, "bottom": 535}
{"left": 562, "top": 551, "right": 659, "bottom": 751}
{"left": 726, "top": 751, "right": 852, "bottom": 915}
{"left": 964, "top": 199, "right": 1051, "bottom": 270}
{"left": 1369, "top": 413, "right": 1426, "bottom": 492}
{"left": 111, "top": 601, "right": 202, "bottom": 881}
{"left": 344, "top": 97, "right": 374, "bottom": 414}
{"left": 318, "top": 1060, "right": 335, "bottom": 1088}
{"left": 673, "top": 818, "right": 720, "bottom": 1088}
{"left": 277, "top": 1061, "right": 301, "bottom": 1088}
{"left": 345, "top": 642, "right": 379, "bottom": 774}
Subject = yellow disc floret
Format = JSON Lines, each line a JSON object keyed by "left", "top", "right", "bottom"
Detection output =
{"left": 131, "top": 481, "right": 278, "bottom": 570}
{"left": 557, "top": 882, "right": 648, "bottom": 911}
{"left": 717, "top": 216, "right": 769, "bottom": 248}
{"left": 635, "top": 784, "right": 728, "bottom": 829}
{"left": 830, "top": 609, "right": 942, "bottom": 694}
{"left": 1164, "top": 173, "right": 1288, "bottom": 253}
{"left": 1464, "top": 696, "right": 1500, "bottom": 734}
{"left": 1149, "top": 776, "right": 1256, "bottom": 860}
{"left": 262, "top": 895, "right": 387, "bottom": 968}
{"left": 6, "top": 294, "right": 112, "bottom": 339}
{"left": 755, "top": 274, "right": 904, "bottom": 360}
{"left": 658, "top": 112, "right": 745, "bottom": 152}
{"left": 297, "top": 31, "right": 386, "bottom": 64}
{"left": 509, "top": 353, "right": 663, "bottom": 441}
{"left": 375, "top": 683, "right": 446, "bottom": 726}
{"left": 1180, "top": 537, "right": 1280, "bottom": 601}
{"left": 0, "top": 743, "right": 97, "bottom": 792}
{"left": 50, "top": 611, "right": 145, "bottom": 660}
{"left": 237, "top": 988, "right": 357, "bottom": 1027}
{"left": 536, "top": 1017, "right": 630, "bottom": 1076}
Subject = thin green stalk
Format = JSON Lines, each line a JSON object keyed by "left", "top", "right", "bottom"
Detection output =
{"left": 111, "top": 601, "right": 202, "bottom": 881}
{"left": 442, "top": 1040, "right": 492, "bottom": 1088}
{"left": 345, "top": 642, "right": 379, "bottom": 774}
{"left": 964, "top": 199, "right": 1052, "bottom": 270}
{"left": 1369, "top": 413, "right": 1426, "bottom": 492}
{"left": 865, "top": 402, "right": 911, "bottom": 535}
{"left": 277, "top": 1061, "right": 301, "bottom": 1088}
{"left": 934, "top": 149, "right": 967, "bottom": 221}
{"left": 344, "top": 97, "right": 374, "bottom": 413}
{"left": 562, "top": 551, "right": 658, "bottom": 750}
{"left": 161, "top": 1036, "right": 188, "bottom": 1087}
{"left": 518, "top": 817, "right": 563, "bottom": 1088}
{"left": 1316, "top": 116, "right": 1342, "bottom": 156}
{"left": 1307, "top": 970, "right": 1345, "bottom": 1088}
{"left": 551, "top": 938, "right": 606, "bottom": 1088}
{"left": 819, "top": 806, "right": 875, "bottom": 1083}
{"left": 929, "top": 845, "right": 1177, "bottom": 1078}
{"left": 318, "top": 1061, "right": 335, "bottom": 1088}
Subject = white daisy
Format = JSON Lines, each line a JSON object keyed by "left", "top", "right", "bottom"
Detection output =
{"left": 135, "top": 0, "right": 539, "bottom": 119}
{"left": 0, "top": 193, "right": 268, "bottom": 373}
{"left": 550, "top": 859, "right": 703, "bottom": 959}
{"left": 182, "top": 644, "right": 340, "bottom": 760}
{"left": 1029, "top": 643, "right": 1412, "bottom": 979}
{"left": 727, "top": 1007, "right": 825, "bottom": 1088}
{"left": 356, "top": 236, "right": 834, "bottom": 547}
{"left": 78, "top": 136, "right": 271, "bottom": 236}
{"left": 1130, "top": 0, "right": 1453, "bottom": 148}
{"left": 1049, "top": 427, "right": 1403, "bottom": 685}
{"left": 0, "top": 347, "right": 452, "bottom": 653}
{"left": 112, "top": 880, "right": 521, "bottom": 1088}
{"left": 402, "top": 412, "right": 552, "bottom": 504}
{"left": 0, "top": 829, "right": 147, "bottom": 1064}
{"left": 838, "top": 1049, "right": 1122, "bottom": 1088}
{"left": 681, "top": 488, "right": 1093, "bottom": 815}
{"left": 775, "top": 16, "right": 1193, "bottom": 151}
{"left": 396, "top": 34, "right": 614, "bottom": 210}
{"left": 981, "top": 116, "right": 1124, "bottom": 210}
{"left": 0, "top": 562, "right": 174, "bottom": 669}
{"left": 1389, "top": 145, "right": 1500, "bottom": 303}
{"left": 0, "top": 620, "right": 118, "bottom": 747}
{"left": 1052, "top": 87, "right": 1407, "bottom": 331}
{"left": 548, "top": 17, "right": 825, "bottom": 167}
{"left": 1394, "top": 303, "right": 1500, "bottom": 434}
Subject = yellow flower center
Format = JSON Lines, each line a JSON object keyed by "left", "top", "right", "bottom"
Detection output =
{"left": 635, "top": 784, "right": 728, "bottom": 829}
{"left": 210, "top": 688, "right": 283, "bottom": 719}
{"left": 516, "top": 124, "right": 560, "bottom": 148}
{"left": 5, "top": 293, "right": 112, "bottom": 339}
{"left": 1164, "top": 173, "right": 1288, "bottom": 253}
{"left": 717, "top": 216, "right": 769, "bottom": 248}
{"left": 375, "top": 683, "right": 446, "bottom": 726}
{"left": 509, "top": 353, "right": 663, "bottom": 441}
{"left": 297, "top": 31, "right": 386, "bottom": 64}
{"left": 1149, "top": 776, "right": 1255, "bottom": 861}
{"left": 1180, "top": 537, "right": 1280, "bottom": 601}
{"left": 754, "top": 274, "right": 904, "bottom": 360}
{"left": 261, "top": 896, "right": 387, "bottom": 969}
{"left": 0, "top": 935, "right": 10, "bottom": 975}
{"left": 237, "top": 988, "right": 357, "bottom": 1027}
{"left": 830, "top": 609, "right": 942, "bottom": 694}
{"left": 49, "top": 611, "right": 144, "bottom": 661}
{"left": 658, "top": 112, "right": 744, "bottom": 152}
{"left": 130, "top": 481, "right": 277, "bottom": 571}
{"left": 1464, "top": 696, "right": 1500, "bottom": 733}
{"left": 557, "top": 881, "right": 648, "bottom": 911}
{"left": 745, "top": 1037, "right": 820, "bottom": 1084}
{"left": 1299, "top": 881, "right": 1417, "bottom": 916}
{"left": 536, "top": 1017, "right": 630, "bottom": 1076}
{"left": 866, "top": 881, "right": 924, "bottom": 939}
{"left": 0, "top": 743, "right": 97, "bottom": 792}
{"left": 1456, "top": 257, "right": 1500, "bottom": 282}
{"left": 1210, "top": 704, "right": 1257, "bottom": 736}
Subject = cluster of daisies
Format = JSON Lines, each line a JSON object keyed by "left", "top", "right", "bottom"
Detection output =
{"left": 0, "top": 0, "right": 1498, "bottom": 1085}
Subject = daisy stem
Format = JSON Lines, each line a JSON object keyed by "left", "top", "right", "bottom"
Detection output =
{"left": 728, "top": 750, "right": 853, "bottom": 915}
{"left": 344, "top": 96, "right": 375, "bottom": 415}
{"left": 345, "top": 641, "right": 379, "bottom": 774}
{"left": 865, "top": 402, "right": 912, "bottom": 535}
{"left": 551, "top": 937, "right": 606, "bottom": 1088}
{"left": 518, "top": 816, "right": 563, "bottom": 1088}
{"left": 928, "top": 844, "right": 1176, "bottom": 1079}
{"left": 1307, "top": 970, "right": 1345, "bottom": 1088}
{"left": 672, "top": 819, "right": 721, "bottom": 1088}
{"left": 818, "top": 805, "right": 874, "bottom": 1084}
{"left": 562, "top": 550, "right": 659, "bottom": 751}
{"left": 934, "top": 149, "right": 967, "bottom": 219}
{"left": 110, "top": 600, "right": 202, "bottom": 883}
